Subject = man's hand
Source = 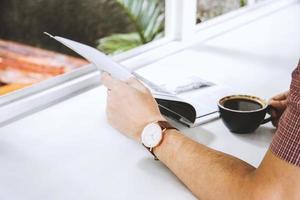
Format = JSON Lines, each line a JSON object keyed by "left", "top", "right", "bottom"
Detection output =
{"left": 268, "top": 91, "right": 289, "bottom": 127}
{"left": 101, "top": 72, "right": 165, "bottom": 142}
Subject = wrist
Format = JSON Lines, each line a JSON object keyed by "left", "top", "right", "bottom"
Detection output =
{"left": 140, "top": 119, "right": 178, "bottom": 160}
{"left": 134, "top": 115, "right": 166, "bottom": 142}
{"left": 153, "top": 129, "right": 181, "bottom": 160}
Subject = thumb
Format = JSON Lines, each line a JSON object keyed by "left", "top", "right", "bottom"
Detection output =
{"left": 269, "top": 99, "right": 286, "bottom": 110}
{"left": 126, "top": 77, "right": 149, "bottom": 93}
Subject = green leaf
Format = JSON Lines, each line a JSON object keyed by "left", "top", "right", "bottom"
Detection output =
{"left": 115, "top": 0, "right": 164, "bottom": 43}
{"left": 96, "top": 32, "right": 143, "bottom": 55}
{"left": 96, "top": 0, "right": 164, "bottom": 55}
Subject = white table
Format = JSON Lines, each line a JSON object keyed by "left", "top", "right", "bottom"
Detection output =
{"left": 0, "top": 2, "right": 300, "bottom": 200}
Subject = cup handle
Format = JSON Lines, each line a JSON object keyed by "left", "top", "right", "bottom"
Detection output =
{"left": 261, "top": 116, "right": 272, "bottom": 124}
{"left": 261, "top": 105, "right": 273, "bottom": 125}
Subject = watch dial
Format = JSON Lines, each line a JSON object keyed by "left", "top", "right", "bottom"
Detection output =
{"left": 141, "top": 123, "right": 162, "bottom": 148}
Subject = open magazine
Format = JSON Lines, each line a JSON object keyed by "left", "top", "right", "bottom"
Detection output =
{"left": 154, "top": 85, "right": 232, "bottom": 127}
{"left": 136, "top": 73, "right": 232, "bottom": 127}
{"left": 45, "top": 33, "right": 232, "bottom": 127}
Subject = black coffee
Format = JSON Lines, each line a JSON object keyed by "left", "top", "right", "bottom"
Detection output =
{"left": 223, "top": 98, "right": 263, "bottom": 111}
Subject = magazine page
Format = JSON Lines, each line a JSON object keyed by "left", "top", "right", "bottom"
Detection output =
{"left": 178, "top": 85, "right": 233, "bottom": 118}
{"left": 44, "top": 33, "right": 133, "bottom": 81}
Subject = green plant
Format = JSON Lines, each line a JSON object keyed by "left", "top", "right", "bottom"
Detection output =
{"left": 96, "top": 0, "right": 165, "bottom": 55}
{"left": 240, "top": 0, "right": 247, "bottom": 7}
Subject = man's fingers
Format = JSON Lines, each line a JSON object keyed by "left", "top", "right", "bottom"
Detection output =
{"left": 270, "top": 99, "right": 288, "bottom": 112}
{"left": 126, "top": 77, "right": 149, "bottom": 93}
{"left": 101, "top": 72, "right": 150, "bottom": 95}
{"left": 271, "top": 91, "right": 289, "bottom": 101}
{"left": 272, "top": 94, "right": 285, "bottom": 101}
{"left": 268, "top": 107, "right": 280, "bottom": 127}
{"left": 268, "top": 108, "right": 278, "bottom": 118}
{"left": 269, "top": 99, "right": 281, "bottom": 107}
{"left": 101, "top": 72, "right": 125, "bottom": 90}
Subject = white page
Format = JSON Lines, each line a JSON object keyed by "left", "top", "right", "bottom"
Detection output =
{"left": 44, "top": 32, "right": 133, "bottom": 81}
{"left": 44, "top": 33, "right": 175, "bottom": 95}
{"left": 138, "top": 72, "right": 233, "bottom": 118}
{"left": 178, "top": 85, "right": 233, "bottom": 117}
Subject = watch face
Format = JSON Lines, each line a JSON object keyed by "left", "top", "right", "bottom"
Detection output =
{"left": 141, "top": 123, "right": 162, "bottom": 148}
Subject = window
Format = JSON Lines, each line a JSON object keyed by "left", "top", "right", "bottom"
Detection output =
{"left": 197, "top": 0, "right": 247, "bottom": 23}
{"left": 0, "top": 0, "right": 166, "bottom": 96}
{"left": 196, "top": 0, "right": 271, "bottom": 23}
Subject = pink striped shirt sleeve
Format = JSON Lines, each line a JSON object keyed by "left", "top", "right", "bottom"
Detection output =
{"left": 270, "top": 60, "right": 300, "bottom": 166}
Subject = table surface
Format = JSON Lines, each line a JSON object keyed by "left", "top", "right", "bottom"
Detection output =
{"left": 0, "top": 2, "right": 300, "bottom": 200}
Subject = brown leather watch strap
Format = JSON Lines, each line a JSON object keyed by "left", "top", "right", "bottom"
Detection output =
{"left": 157, "top": 121, "right": 177, "bottom": 131}
{"left": 145, "top": 120, "right": 178, "bottom": 160}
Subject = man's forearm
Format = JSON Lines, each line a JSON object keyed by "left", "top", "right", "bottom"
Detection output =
{"left": 102, "top": 68, "right": 300, "bottom": 199}
{"left": 154, "top": 130, "right": 257, "bottom": 200}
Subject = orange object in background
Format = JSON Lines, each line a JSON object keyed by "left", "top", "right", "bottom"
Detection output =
{"left": 0, "top": 57, "right": 64, "bottom": 76}
{"left": 0, "top": 83, "right": 31, "bottom": 96}
{"left": 0, "top": 39, "right": 88, "bottom": 95}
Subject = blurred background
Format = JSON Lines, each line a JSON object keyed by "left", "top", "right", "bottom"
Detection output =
{"left": 0, "top": 0, "right": 267, "bottom": 55}
{"left": 0, "top": 0, "right": 266, "bottom": 95}
{"left": 0, "top": 0, "right": 135, "bottom": 55}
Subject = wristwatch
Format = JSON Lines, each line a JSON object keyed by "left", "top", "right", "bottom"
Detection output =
{"left": 141, "top": 121, "right": 177, "bottom": 160}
